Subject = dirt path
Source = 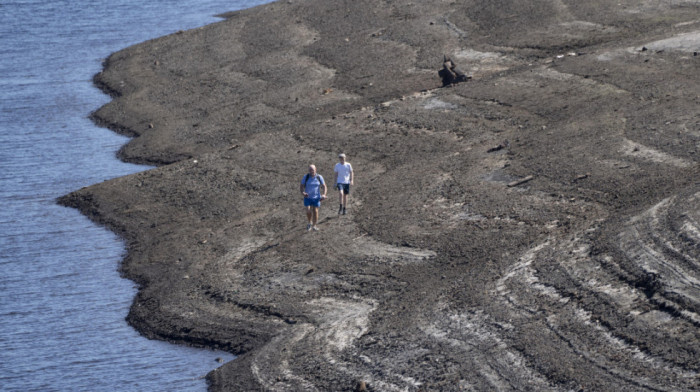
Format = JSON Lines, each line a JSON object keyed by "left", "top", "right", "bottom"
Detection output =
{"left": 60, "top": 1, "right": 699, "bottom": 390}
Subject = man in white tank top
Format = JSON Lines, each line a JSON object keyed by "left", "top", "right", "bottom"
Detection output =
{"left": 334, "top": 153, "right": 354, "bottom": 215}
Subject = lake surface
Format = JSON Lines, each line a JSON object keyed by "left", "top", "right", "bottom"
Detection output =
{"left": 0, "top": 0, "right": 268, "bottom": 390}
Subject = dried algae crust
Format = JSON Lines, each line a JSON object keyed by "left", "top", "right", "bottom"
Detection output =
{"left": 59, "top": 1, "right": 699, "bottom": 391}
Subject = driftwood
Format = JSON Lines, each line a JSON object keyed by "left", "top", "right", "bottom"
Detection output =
{"left": 507, "top": 175, "right": 534, "bottom": 187}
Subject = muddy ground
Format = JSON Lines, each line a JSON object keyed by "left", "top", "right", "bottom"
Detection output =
{"left": 59, "top": 0, "right": 699, "bottom": 390}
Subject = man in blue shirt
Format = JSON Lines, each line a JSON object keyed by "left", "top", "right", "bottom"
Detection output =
{"left": 300, "top": 164, "right": 327, "bottom": 231}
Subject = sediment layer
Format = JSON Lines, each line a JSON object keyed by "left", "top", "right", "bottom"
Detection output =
{"left": 59, "top": 1, "right": 699, "bottom": 390}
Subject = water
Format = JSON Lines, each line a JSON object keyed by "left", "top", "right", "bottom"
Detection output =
{"left": 0, "top": 0, "right": 269, "bottom": 390}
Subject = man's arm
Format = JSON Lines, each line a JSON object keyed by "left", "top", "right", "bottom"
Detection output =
{"left": 300, "top": 181, "right": 307, "bottom": 197}
{"left": 321, "top": 181, "right": 327, "bottom": 199}
{"left": 350, "top": 167, "right": 354, "bottom": 185}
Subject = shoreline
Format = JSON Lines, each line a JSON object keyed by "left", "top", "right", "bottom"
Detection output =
{"left": 59, "top": 1, "right": 699, "bottom": 390}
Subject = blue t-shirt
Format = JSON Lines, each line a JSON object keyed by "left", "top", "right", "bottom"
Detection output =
{"left": 301, "top": 174, "right": 325, "bottom": 199}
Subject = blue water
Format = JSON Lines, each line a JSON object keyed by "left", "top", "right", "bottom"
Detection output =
{"left": 0, "top": 0, "right": 268, "bottom": 390}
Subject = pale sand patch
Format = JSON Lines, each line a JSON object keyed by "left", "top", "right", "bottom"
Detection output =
{"left": 643, "top": 30, "right": 700, "bottom": 51}
{"left": 423, "top": 97, "right": 457, "bottom": 110}
{"left": 598, "top": 29, "right": 700, "bottom": 60}
{"left": 354, "top": 235, "right": 437, "bottom": 263}
{"left": 620, "top": 138, "right": 693, "bottom": 168}
{"left": 453, "top": 48, "right": 514, "bottom": 76}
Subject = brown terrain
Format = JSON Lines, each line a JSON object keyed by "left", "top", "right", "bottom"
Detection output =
{"left": 58, "top": 0, "right": 699, "bottom": 391}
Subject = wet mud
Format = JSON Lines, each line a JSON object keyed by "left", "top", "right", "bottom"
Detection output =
{"left": 59, "top": 1, "right": 699, "bottom": 390}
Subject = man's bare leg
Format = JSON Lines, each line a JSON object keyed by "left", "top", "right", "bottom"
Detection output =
{"left": 342, "top": 191, "right": 348, "bottom": 215}
{"left": 306, "top": 206, "right": 313, "bottom": 230}
{"left": 338, "top": 188, "right": 344, "bottom": 214}
{"left": 312, "top": 207, "right": 319, "bottom": 230}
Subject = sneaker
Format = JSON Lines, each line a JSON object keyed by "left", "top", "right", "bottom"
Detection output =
{"left": 342, "top": 208, "right": 347, "bottom": 215}
{"left": 307, "top": 223, "right": 312, "bottom": 231}
{"left": 312, "top": 225, "right": 319, "bottom": 231}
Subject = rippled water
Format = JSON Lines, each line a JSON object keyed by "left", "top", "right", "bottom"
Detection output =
{"left": 0, "top": 0, "right": 267, "bottom": 390}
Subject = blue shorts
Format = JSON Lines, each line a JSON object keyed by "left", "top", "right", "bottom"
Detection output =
{"left": 336, "top": 183, "right": 350, "bottom": 194}
{"left": 304, "top": 197, "right": 321, "bottom": 207}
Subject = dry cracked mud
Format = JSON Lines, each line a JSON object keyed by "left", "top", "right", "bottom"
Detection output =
{"left": 59, "top": 1, "right": 699, "bottom": 391}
